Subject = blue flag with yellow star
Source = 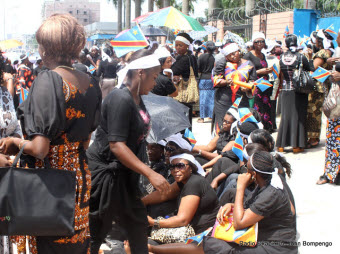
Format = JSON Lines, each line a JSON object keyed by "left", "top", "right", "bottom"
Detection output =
{"left": 311, "top": 67, "right": 331, "bottom": 83}
{"left": 111, "top": 25, "right": 149, "bottom": 57}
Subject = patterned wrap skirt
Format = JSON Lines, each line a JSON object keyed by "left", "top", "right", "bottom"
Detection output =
{"left": 324, "top": 118, "right": 340, "bottom": 184}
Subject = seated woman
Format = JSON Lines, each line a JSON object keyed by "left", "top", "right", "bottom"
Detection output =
{"left": 203, "top": 108, "right": 262, "bottom": 172}
{"left": 219, "top": 129, "right": 293, "bottom": 205}
{"left": 144, "top": 151, "right": 297, "bottom": 254}
{"left": 142, "top": 153, "right": 220, "bottom": 236}
{"left": 205, "top": 120, "right": 260, "bottom": 184}
{"left": 165, "top": 133, "right": 205, "bottom": 176}
{"left": 193, "top": 110, "right": 237, "bottom": 165}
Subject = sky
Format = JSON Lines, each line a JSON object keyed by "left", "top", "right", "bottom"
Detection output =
{"left": 0, "top": 0, "right": 208, "bottom": 41}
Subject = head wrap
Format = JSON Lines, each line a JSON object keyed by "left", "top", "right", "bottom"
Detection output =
{"left": 250, "top": 154, "right": 283, "bottom": 189}
{"left": 154, "top": 46, "right": 175, "bottom": 64}
{"left": 310, "top": 31, "right": 317, "bottom": 44}
{"left": 317, "top": 30, "right": 334, "bottom": 52}
{"left": 19, "top": 53, "right": 29, "bottom": 64}
{"left": 175, "top": 33, "right": 194, "bottom": 46}
{"left": 222, "top": 43, "right": 239, "bottom": 56}
{"left": 245, "top": 41, "right": 253, "bottom": 47}
{"left": 90, "top": 45, "right": 99, "bottom": 51}
{"left": 170, "top": 153, "right": 205, "bottom": 176}
{"left": 227, "top": 107, "right": 239, "bottom": 121}
{"left": 166, "top": 133, "right": 192, "bottom": 151}
{"left": 157, "top": 140, "right": 167, "bottom": 147}
{"left": 252, "top": 32, "right": 266, "bottom": 43}
{"left": 265, "top": 39, "right": 281, "bottom": 55}
{"left": 116, "top": 54, "right": 160, "bottom": 88}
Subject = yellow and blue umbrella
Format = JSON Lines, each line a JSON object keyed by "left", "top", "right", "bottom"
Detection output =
{"left": 139, "top": 7, "right": 205, "bottom": 31}
{"left": 0, "top": 39, "right": 23, "bottom": 50}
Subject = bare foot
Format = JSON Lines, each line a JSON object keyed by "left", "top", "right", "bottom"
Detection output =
{"left": 316, "top": 176, "right": 329, "bottom": 185}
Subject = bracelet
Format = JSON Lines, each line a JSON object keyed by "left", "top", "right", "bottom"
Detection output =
{"left": 154, "top": 218, "right": 161, "bottom": 229}
{"left": 18, "top": 140, "right": 27, "bottom": 150}
{"left": 198, "top": 149, "right": 202, "bottom": 155}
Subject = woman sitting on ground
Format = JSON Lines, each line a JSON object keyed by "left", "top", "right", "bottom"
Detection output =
{"left": 193, "top": 109, "right": 237, "bottom": 165}
{"left": 142, "top": 153, "right": 220, "bottom": 236}
{"left": 164, "top": 133, "right": 205, "bottom": 176}
{"left": 144, "top": 151, "right": 297, "bottom": 254}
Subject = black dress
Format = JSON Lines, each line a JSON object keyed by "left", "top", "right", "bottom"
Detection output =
{"left": 276, "top": 52, "right": 313, "bottom": 148}
{"left": 87, "top": 87, "right": 151, "bottom": 254}
{"left": 16, "top": 70, "right": 102, "bottom": 253}
{"left": 243, "top": 52, "right": 273, "bottom": 132}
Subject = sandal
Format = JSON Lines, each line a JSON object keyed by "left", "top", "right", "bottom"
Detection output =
{"left": 277, "top": 147, "right": 284, "bottom": 153}
{"left": 197, "top": 118, "right": 204, "bottom": 123}
{"left": 307, "top": 139, "right": 320, "bottom": 149}
{"left": 293, "top": 147, "right": 304, "bottom": 154}
{"left": 316, "top": 175, "right": 329, "bottom": 185}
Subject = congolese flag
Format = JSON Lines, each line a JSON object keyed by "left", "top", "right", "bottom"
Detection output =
{"left": 111, "top": 25, "right": 149, "bottom": 57}
{"left": 239, "top": 108, "right": 258, "bottom": 123}
{"left": 185, "top": 227, "right": 212, "bottom": 245}
{"left": 272, "top": 63, "right": 279, "bottom": 80}
{"left": 232, "top": 132, "right": 244, "bottom": 161}
{"left": 311, "top": 67, "right": 331, "bottom": 83}
{"left": 254, "top": 78, "right": 273, "bottom": 92}
{"left": 283, "top": 25, "right": 289, "bottom": 38}
{"left": 231, "top": 96, "right": 242, "bottom": 109}
{"left": 19, "top": 87, "right": 29, "bottom": 104}
{"left": 325, "top": 24, "right": 337, "bottom": 39}
{"left": 184, "top": 128, "right": 197, "bottom": 148}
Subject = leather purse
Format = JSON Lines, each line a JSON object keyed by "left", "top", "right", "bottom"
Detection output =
{"left": 292, "top": 54, "right": 316, "bottom": 94}
{"left": 0, "top": 144, "right": 76, "bottom": 236}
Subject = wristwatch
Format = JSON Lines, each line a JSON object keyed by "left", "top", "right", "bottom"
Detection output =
{"left": 154, "top": 218, "right": 161, "bottom": 229}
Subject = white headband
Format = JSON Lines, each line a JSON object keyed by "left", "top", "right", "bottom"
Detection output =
{"left": 117, "top": 54, "right": 160, "bottom": 88}
{"left": 166, "top": 133, "right": 193, "bottom": 151}
{"left": 222, "top": 43, "right": 239, "bottom": 56}
{"left": 157, "top": 140, "right": 167, "bottom": 147}
{"left": 252, "top": 32, "right": 266, "bottom": 42}
{"left": 176, "top": 36, "right": 191, "bottom": 46}
{"left": 227, "top": 108, "right": 239, "bottom": 121}
{"left": 317, "top": 30, "right": 333, "bottom": 51}
{"left": 170, "top": 153, "right": 205, "bottom": 176}
{"left": 242, "top": 148, "right": 250, "bottom": 161}
{"left": 250, "top": 155, "right": 283, "bottom": 189}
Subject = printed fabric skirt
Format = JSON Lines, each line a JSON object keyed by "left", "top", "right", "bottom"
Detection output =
{"left": 199, "top": 79, "right": 215, "bottom": 119}
{"left": 306, "top": 91, "right": 324, "bottom": 140}
{"left": 253, "top": 87, "right": 274, "bottom": 132}
{"left": 324, "top": 118, "right": 340, "bottom": 184}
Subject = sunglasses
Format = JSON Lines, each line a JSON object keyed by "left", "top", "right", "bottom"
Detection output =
{"left": 165, "top": 146, "right": 176, "bottom": 152}
{"left": 254, "top": 40, "right": 265, "bottom": 44}
{"left": 169, "top": 163, "right": 189, "bottom": 170}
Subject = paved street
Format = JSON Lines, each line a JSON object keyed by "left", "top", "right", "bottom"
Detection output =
{"left": 192, "top": 116, "right": 340, "bottom": 254}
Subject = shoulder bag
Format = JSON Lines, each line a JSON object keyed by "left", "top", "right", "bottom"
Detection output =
{"left": 174, "top": 56, "right": 199, "bottom": 104}
{"left": 0, "top": 144, "right": 76, "bottom": 236}
{"left": 323, "top": 82, "right": 340, "bottom": 119}
{"left": 292, "top": 54, "right": 316, "bottom": 94}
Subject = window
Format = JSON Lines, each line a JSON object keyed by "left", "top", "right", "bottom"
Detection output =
{"left": 77, "top": 10, "right": 79, "bottom": 14}
{"left": 84, "top": 11, "right": 87, "bottom": 15}
{"left": 84, "top": 19, "right": 88, "bottom": 22}
{"left": 69, "top": 11, "right": 73, "bottom": 14}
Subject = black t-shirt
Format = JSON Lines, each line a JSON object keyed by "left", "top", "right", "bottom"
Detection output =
{"left": 198, "top": 53, "right": 215, "bottom": 80}
{"left": 171, "top": 51, "right": 198, "bottom": 80}
{"left": 97, "top": 59, "right": 118, "bottom": 79}
{"left": 244, "top": 181, "right": 296, "bottom": 242}
{"left": 152, "top": 73, "right": 176, "bottom": 96}
{"left": 93, "top": 87, "right": 151, "bottom": 164}
{"left": 177, "top": 174, "right": 220, "bottom": 234}
{"left": 216, "top": 131, "right": 235, "bottom": 154}
{"left": 243, "top": 51, "right": 268, "bottom": 79}
{"left": 4, "top": 63, "right": 15, "bottom": 74}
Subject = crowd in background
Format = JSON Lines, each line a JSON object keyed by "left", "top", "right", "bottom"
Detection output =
{"left": 1, "top": 12, "right": 340, "bottom": 254}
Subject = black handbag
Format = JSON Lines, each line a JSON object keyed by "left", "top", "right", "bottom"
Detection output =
{"left": 0, "top": 144, "right": 76, "bottom": 236}
{"left": 292, "top": 54, "right": 316, "bottom": 94}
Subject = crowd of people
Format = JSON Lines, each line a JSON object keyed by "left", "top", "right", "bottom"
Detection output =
{"left": 0, "top": 12, "right": 340, "bottom": 254}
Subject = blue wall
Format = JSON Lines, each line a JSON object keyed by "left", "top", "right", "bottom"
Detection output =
{"left": 294, "top": 9, "right": 320, "bottom": 38}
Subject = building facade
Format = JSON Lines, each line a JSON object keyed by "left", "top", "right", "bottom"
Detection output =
{"left": 43, "top": 0, "right": 100, "bottom": 26}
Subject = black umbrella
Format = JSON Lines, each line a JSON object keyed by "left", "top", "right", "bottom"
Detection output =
{"left": 140, "top": 26, "right": 167, "bottom": 37}
{"left": 142, "top": 93, "right": 190, "bottom": 143}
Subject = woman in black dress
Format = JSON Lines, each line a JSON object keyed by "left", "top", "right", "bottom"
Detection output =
{"left": 171, "top": 33, "right": 198, "bottom": 128}
{"left": 0, "top": 14, "right": 102, "bottom": 253}
{"left": 87, "top": 49, "right": 170, "bottom": 254}
{"left": 243, "top": 32, "right": 274, "bottom": 132}
{"left": 276, "top": 34, "right": 314, "bottom": 153}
